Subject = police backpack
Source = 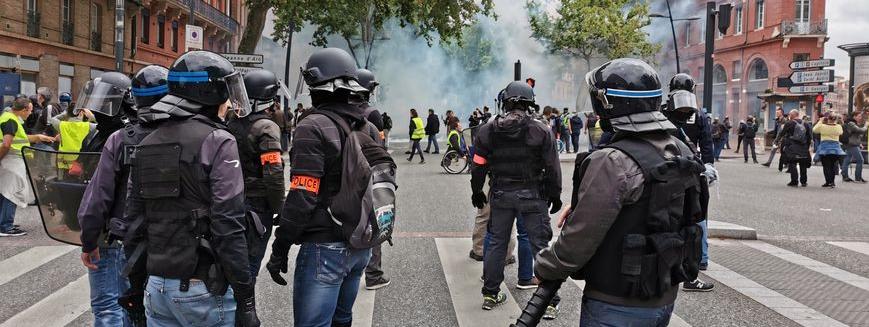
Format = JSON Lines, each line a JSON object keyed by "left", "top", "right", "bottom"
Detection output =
{"left": 315, "top": 110, "right": 397, "bottom": 249}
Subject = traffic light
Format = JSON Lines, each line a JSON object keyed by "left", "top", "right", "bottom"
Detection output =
{"left": 815, "top": 93, "right": 824, "bottom": 104}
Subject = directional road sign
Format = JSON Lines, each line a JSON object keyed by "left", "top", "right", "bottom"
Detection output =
{"left": 790, "top": 59, "right": 835, "bottom": 70}
{"left": 789, "top": 85, "right": 834, "bottom": 94}
{"left": 788, "top": 69, "right": 835, "bottom": 84}
{"left": 234, "top": 66, "right": 264, "bottom": 74}
{"left": 220, "top": 53, "right": 264, "bottom": 65}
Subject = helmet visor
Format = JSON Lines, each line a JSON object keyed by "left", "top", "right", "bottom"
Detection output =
{"left": 670, "top": 90, "right": 698, "bottom": 113}
{"left": 225, "top": 72, "right": 252, "bottom": 117}
{"left": 75, "top": 79, "right": 125, "bottom": 117}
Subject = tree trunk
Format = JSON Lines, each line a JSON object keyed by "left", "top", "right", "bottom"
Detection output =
{"left": 237, "top": 2, "right": 270, "bottom": 54}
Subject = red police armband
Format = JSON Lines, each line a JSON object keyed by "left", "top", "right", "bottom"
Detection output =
{"left": 260, "top": 151, "right": 282, "bottom": 165}
{"left": 473, "top": 155, "right": 487, "bottom": 166}
{"left": 290, "top": 175, "right": 320, "bottom": 195}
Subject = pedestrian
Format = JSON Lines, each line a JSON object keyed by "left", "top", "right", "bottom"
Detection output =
{"left": 739, "top": 116, "right": 759, "bottom": 163}
{"left": 781, "top": 109, "right": 812, "bottom": 187}
{"left": 270, "top": 99, "right": 290, "bottom": 153}
{"left": 356, "top": 69, "right": 384, "bottom": 135}
{"left": 482, "top": 106, "right": 492, "bottom": 124}
{"left": 447, "top": 120, "right": 467, "bottom": 156}
{"left": 24, "top": 87, "right": 60, "bottom": 141}
{"left": 471, "top": 81, "right": 562, "bottom": 318}
{"left": 408, "top": 108, "right": 426, "bottom": 164}
{"left": 381, "top": 112, "right": 392, "bottom": 148}
{"left": 469, "top": 201, "right": 518, "bottom": 265}
{"left": 531, "top": 58, "right": 704, "bottom": 326}
{"left": 78, "top": 65, "right": 168, "bottom": 327}
{"left": 813, "top": 113, "right": 846, "bottom": 188}
{"left": 559, "top": 109, "right": 572, "bottom": 153}
{"left": 735, "top": 120, "right": 745, "bottom": 153}
{"left": 586, "top": 113, "right": 601, "bottom": 151}
{"left": 841, "top": 111, "right": 867, "bottom": 183}
{"left": 723, "top": 116, "right": 732, "bottom": 149}
{"left": 762, "top": 109, "right": 787, "bottom": 169}
{"left": 267, "top": 47, "right": 381, "bottom": 327}
{"left": 424, "top": 108, "right": 440, "bottom": 154}
{"left": 711, "top": 118, "right": 726, "bottom": 161}
{"left": 0, "top": 96, "right": 51, "bottom": 237}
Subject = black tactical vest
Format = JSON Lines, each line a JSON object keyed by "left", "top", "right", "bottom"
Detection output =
{"left": 576, "top": 135, "right": 705, "bottom": 301}
{"left": 488, "top": 126, "right": 544, "bottom": 187}
{"left": 133, "top": 115, "right": 220, "bottom": 280}
{"left": 227, "top": 113, "right": 269, "bottom": 197}
{"left": 107, "top": 123, "right": 155, "bottom": 239}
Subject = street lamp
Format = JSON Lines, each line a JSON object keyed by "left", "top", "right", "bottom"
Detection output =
{"left": 649, "top": 0, "right": 701, "bottom": 74}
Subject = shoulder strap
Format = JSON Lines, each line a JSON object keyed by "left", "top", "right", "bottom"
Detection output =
{"left": 605, "top": 137, "right": 666, "bottom": 179}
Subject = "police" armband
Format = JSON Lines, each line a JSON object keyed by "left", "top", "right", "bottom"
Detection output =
{"left": 260, "top": 151, "right": 282, "bottom": 166}
{"left": 290, "top": 175, "right": 320, "bottom": 195}
{"left": 472, "top": 155, "right": 487, "bottom": 166}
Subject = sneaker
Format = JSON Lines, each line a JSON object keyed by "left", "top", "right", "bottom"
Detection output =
{"left": 482, "top": 292, "right": 507, "bottom": 310}
{"left": 787, "top": 182, "right": 798, "bottom": 187}
{"left": 424, "top": 150, "right": 430, "bottom": 153}
{"left": 542, "top": 305, "right": 559, "bottom": 320}
{"left": 406, "top": 157, "right": 412, "bottom": 162}
{"left": 843, "top": 177, "right": 854, "bottom": 183}
{"left": 516, "top": 277, "right": 540, "bottom": 290}
{"left": 365, "top": 277, "right": 391, "bottom": 290}
{"left": 801, "top": 183, "right": 808, "bottom": 187}
{"left": 856, "top": 179, "right": 868, "bottom": 184}
{"left": 0, "top": 227, "right": 27, "bottom": 237}
{"left": 469, "top": 250, "right": 484, "bottom": 262}
{"left": 761, "top": 162, "right": 771, "bottom": 167}
{"left": 419, "top": 160, "right": 426, "bottom": 164}
{"left": 699, "top": 262, "right": 708, "bottom": 271}
{"left": 822, "top": 183, "right": 834, "bottom": 188}
{"left": 505, "top": 255, "right": 516, "bottom": 265}
{"left": 682, "top": 279, "right": 714, "bottom": 292}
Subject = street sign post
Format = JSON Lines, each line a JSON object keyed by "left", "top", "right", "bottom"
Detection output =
{"left": 220, "top": 53, "right": 264, "bottom": 65}
{"left": 788, "top": 85, "right": 834, "bottom": 94}
{"left": 789, "top": 59, "right": 835, "bottom": 70}
{"left": 788, "top": 69, "right": 835, "bottom": 84}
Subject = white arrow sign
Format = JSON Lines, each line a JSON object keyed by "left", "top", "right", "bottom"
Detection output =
{"left": 220, "top": 53, "right": 264, "bottom": 64}
{"left": 789, "top": 85, "right": 833, "bottom": 94}
{"left": 790, "top": 59, "right": 835, "bottom": 70}
{"left": 788, "top": 69, "right": 834, "bottom": 84}
{"left": 234, "top": 66, "right": 263, "bottom": 74}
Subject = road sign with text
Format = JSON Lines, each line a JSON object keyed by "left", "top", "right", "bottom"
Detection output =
{"left": 788, "top": 69, "right": 835, "bottom": 84}
{"left": 788, "top": 85, "right": 834, "bottom": 94}
{"left": 220, "top": 53, "right": 264, "bottom": 65}
{"left": 789, "top": 59, "right": 835, "bottom": 70}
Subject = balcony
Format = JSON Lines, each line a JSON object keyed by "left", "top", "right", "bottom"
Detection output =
{"left": 62, "top": 22, "right": 74, "bottom": 45}
{"left": 26, "top": 11, "right": 40, "bottom": 38}
{"left": 90, "top": 32, "right": 102, "bottom": 51}
{"left": 176, "top": 0, "right": 238, "bottom": 35}
{"left": 781, "top": 19, "right": 827, "bottom": 36}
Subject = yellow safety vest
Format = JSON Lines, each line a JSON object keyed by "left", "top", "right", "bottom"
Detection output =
{"left": 412, "top": 117, "right": 425, "bottom": 140}
{"left": 448, "top": 129, "right": 460, "bottom": 148}
{"left": 57, "top": 120, "right": 91, "bottom": 169}
{"left": 0, "top": 111, "right": 30, "bottom": 156}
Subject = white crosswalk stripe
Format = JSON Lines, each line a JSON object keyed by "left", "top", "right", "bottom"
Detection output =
{"left": 743, "top": 240, "right": 869, "bottom": 292}
{"left": 0, "top": 245, "right": 75, "bottom": 286}
{"left": 827, "top": 241, "right": 869, "bottom": 257}
{"left": 0, "top": 274, "right": 90, "bottom": 327}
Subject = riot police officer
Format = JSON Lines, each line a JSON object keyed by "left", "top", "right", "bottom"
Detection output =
{"left": 471, "top": 81, "right": 562, "bottom": 316}
{"left": 226, "top": 69, "right": 285, "bottom": 282}
{"left": 528, "top": 58, "right": 705, "bottom": 326}
{"left": 78, "top": 64, "right": 169, "bottom": 327}
{"left": 76, "top": 72, "right": 136, "bottom": 153}
{"left": 124, "top": 51, "right": 259, "bottom": 327}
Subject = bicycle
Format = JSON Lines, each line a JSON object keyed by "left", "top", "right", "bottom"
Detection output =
{"left": 441, "top": 149, "right": 469, "bottom": 174}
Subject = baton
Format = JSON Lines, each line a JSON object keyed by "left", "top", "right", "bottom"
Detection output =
{"left": 510, "top": 280, "right": 563, "bottom": 327}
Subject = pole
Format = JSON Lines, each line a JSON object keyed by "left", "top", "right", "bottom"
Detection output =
{"left": 665, "top": 0, "right": 680, "bottom": 73}
{"left": 702, "top": 1, "right": 715, "bottom": 114}
{"left": 848, "top": 55, "right": 855, "bottom": 115}
{"left": 114, "top": 0, "right": 124, "bottom": 72}
{"left": 283, "top": 18, "right": 295, "bottom": 109}
{"left": 188, "top": 0, "right": 195, "bottom": 25}
{"left": 514, "top": 60, "right": 521, "bottom": 81}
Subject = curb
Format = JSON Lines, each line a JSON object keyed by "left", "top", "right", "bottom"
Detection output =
{"left": 708, "top": 220, "right": 758, "bottom": 240}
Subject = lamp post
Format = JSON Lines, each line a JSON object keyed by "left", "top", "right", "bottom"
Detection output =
{"left": 649, "top": 0, "right": 700, "bottom": 74}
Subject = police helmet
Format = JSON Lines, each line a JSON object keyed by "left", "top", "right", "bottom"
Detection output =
{"left": 75, "top": 72, "right": 133, "bottom": 118}
{"left": 499, "top": 81, "right": 537, "bottom": 112}
{"left": 131, "top": 65, "right": 169, "bottom": 123}
{"left": 356, "top": 69, "right": 379, "bottom": 93}
{"left": 303, "top": 48, "right": 365, "bottom": 93}
{"left": 243, "top": 69, "right": 279, "bottom": 113}
{"left": 669, "top": 73, "right": 696, "bottom": 93}
{"left": 163, "top": 50, "right": 251, "bottom": 116}
{"left": 59, "top": 92, "right": 72, "bottom": 103}
{"left": 586, "top": 58, "right": 674, "bottom": 133}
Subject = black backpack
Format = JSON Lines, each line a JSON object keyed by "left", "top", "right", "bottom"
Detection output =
{"left": 315, "top": 110, "right": 397, "bottom": 248}
{"left": 840, "top": 122, "right": 852, "bottom": 145}
{"left": 790, "top": 122, "right": 808, "bottom": 144}
{"left": 382, "top": 115, "right": 393, "bottom": 130}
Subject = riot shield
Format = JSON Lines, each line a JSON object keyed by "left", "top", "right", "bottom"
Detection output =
{"left": 22, "top": 146, "right": 101, "bottom": 246}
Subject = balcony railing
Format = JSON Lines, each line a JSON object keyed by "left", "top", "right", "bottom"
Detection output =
{"left": 178, "top": 0, "right": 239, "bottom": 34}
{"left": 62, "top": 22, "right": 74, "bottom": 45}
{"left": 781, "top": 19, "right": 827, "bottom": 36}
{"left": 90, "top": 32, "right": 102, "bottom": 51}
{"left": 26, "top": 11, "right": 40, "bottom": 38}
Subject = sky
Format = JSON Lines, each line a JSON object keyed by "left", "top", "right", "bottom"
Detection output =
{"left": 824, "top": 0, "right": 869, "bottom": 77}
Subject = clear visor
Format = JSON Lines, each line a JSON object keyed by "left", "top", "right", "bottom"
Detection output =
{"left": 75, "top": 80, "right": 125, "bottom": 116}
{"left": 669, "top": 90, "right": 698, "bottom": 113}
{"left": 225, "top": 72, "right": 252, "bottom": 117}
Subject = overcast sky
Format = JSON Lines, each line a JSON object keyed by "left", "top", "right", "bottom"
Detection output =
{"left": 823, "top": 0, "right": 869, "bottom": 77}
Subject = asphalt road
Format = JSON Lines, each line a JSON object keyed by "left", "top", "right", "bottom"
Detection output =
{"left": 1, "top": 141, "right": 868, "bottom": 326}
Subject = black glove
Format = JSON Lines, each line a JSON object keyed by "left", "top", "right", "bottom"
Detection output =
{"left": 233, "top": 283, "right": 261, "bottom": 327}
{"left": 548, "top": 198, "right": 562, "bottom": 214}
{"left": 266, "top": 253, "right": 288, "bottom": 286}
{"left": 118, "top": 289, "right": 146, "bottom": 327}
{"left": 471, "top": 192, "right": 488, "bottom": 209}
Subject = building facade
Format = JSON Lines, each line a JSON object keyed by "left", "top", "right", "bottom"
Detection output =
{"left": 0, "top": 0, "right": 246, "bottom": 104}
{"left": 679, "top": 0, "right": 828, "bottom": 131}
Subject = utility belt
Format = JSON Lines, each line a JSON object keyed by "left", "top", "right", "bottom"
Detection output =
{"left": 619, "top": 225, "right": 702, "bottom": 299}
{"left": 490, "top": 173, "right": 544, "bottom": 190}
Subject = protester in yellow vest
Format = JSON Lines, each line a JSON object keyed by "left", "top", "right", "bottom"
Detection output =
{"left": 50, "top": 108, "right": 96, "bottom": 172}
{"left": 408, "top": 108, "right": 426, "bottom": 164}
{"left": 0, "top": 96, "right": 54, "bottom": 236}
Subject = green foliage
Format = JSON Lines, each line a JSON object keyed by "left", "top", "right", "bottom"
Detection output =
{"left": 527, "top": 0, "right": 660, "bottom": 65}
{"left": 444, "top": 24, "right": 501, "bottom": 73}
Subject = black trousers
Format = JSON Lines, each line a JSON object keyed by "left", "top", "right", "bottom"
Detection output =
{"left": 735, "top": 135, "right": 743, "bottom": 152}
{"left": 788, "top": 160, "right": 809, "bottom": 185}
{"left": 408, "top": 139, "right": 424, "bottom": 161}
{"left": 365, "top": 244, "right": 384, "bottom": 284}
{"left": 820, "top": 155, "right": 839, "bottom": 185}
{"left": 743, "top": 139, "right": 757, "bottom": 162}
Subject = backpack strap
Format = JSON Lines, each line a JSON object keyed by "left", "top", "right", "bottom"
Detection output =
{"left": 604, "top": 136, "right": 666, "bottom": 180}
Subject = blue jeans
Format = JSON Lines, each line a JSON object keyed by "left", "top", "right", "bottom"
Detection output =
{"left": 88, "top": 246, "right": 131, "bottom": 327}
{"left": 0, "top": 194, "right": 16, "bottom": 232}
{"left": 293, "top": 242, "right": 371, "bottom": 327}
{"left": 425, "top": 134, "right": 439, "bottom": 153}
{"left": 712, "top": 139, "right": 725, "bottom": 160}
{"left": 699, "top": 220, "right": 708, "bottom": 265}
{"left": 484, "top": 215, "right": 533, "bottom": 281}
{"left": 842, "top": 145, "right": 864, "bottom": 180}
{"left": 144, "top": 276, "right": 236, "bottom": 327}
{"left": 580, "top": 298, "right": 674, "bottom": 327}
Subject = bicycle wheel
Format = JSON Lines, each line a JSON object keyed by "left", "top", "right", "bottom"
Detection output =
{"left": 441, "top": 150, "right": 468, "bottom": 174}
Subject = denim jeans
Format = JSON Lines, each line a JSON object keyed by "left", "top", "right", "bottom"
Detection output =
{"left": 425, "top": 134, "right": 439, "bottom": 153}
{"left": 699, "top": 220, "right": 708, "bottom": 265}
{"left": 88, "top": 246, "right": 131, "bottom": 327}
{"left": 484, "top": 215, "right": 533, "bottom": 282}
{"left": 712, "top": 139, "right": 725, "bottom": 160}
{"left": 580, "top": 298, "right": 674, "bottom": 327}
{"left": 293, "top": 242, "right": 371, "bottom": 327}
{"left": 571, "top": 132, "right": 581, "bottom": 153}
{"left": 842, "top": 145, "right": 864, "bottom": 180}
{"left": 0, "top": 194, "right": 16, "bottom": 232}
{"left": 408, "top": 140, "right": 424, "bottom": 161}
{"left": 144, "top": 276, "right": 236, "bottom": 327}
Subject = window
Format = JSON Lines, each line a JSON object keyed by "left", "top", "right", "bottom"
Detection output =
{"left": 732, "top": 60, "right": 743, "bottom": 80}
{"left": 795, "top": 0, "right": 810, "bottom": 23}
{"left": 699, "top": 21, "right": 705, "bottom": 43}
{"left": 90, "top": 3, "right": 101, "bottom": 50}
{"left": 793, "top": 53, "right": 810, "bottom": 62}
{"left": 157, "top": 15, "right": 165, "bottom": 48}
{"left": 713, "top": 65, "right": 727, "bottom": 84}
{"left": 171, "top": 21, "right": 179, "bottom": 52}
{"left": 90, "top": 68, "right": 105, "bottom": 79}
{"left": 58, "top": 64, "right": 73, "bottom": 95}
{"left": 130, "top": 15, "right": 137, "bottom": 56}
{"left": 735, "top": 6, "right": 743, "bottom": 34}
{"left": 685, "top": 23, "right": 691, "bottom": 46}
{"left": 61, "top": 0, "right": 74, "bottom": 45}
{"left": 26, "top": 0, "right": 37, "bottom": 12}
{"left": 226, "top": 0, "right": 232, "bottom": 18}
{"left": 20, "top": 72, "right": 37, "bottom": 96}
{"left": 698, "top": 66, "right": 705, "bottom": 82}
{"left": 755, "top": 0, "right": 764, "bottom": 29}
{"left": 61, "top": 0, "right": 72, "bottom": 23}
{"left": 749, "top": 59, "right": 768, "bottom": 80}
{"left": 141, "top": 9, "right": 150, "bottom": 44}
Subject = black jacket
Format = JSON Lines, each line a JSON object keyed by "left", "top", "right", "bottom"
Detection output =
{"left": 425, "top": 113, "right": 440, "bottom": 135}
{"left": 781, "top": 120, "right": 812, "bottom": 161}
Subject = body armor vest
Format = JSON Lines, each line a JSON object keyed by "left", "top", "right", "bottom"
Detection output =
{"left": 227, "top": 113, "right": 269, "bottom": 197}
{"left": 576, "top": 135, "right": 705, "bottom": 301}
{"left": 488, "top": 126, "right": 544, "bottom": 187}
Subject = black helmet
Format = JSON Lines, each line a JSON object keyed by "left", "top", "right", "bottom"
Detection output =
{"left": 163, "top": 50, "right": 251, "bottom": 116}
{"left": 59, "top": 92, "right": 72, "bottom": 103}
{"left": 499, "top": 81, "right": 537, "bottom": 112}
{"left": 131, "top": 65, "right": 169, "bottom": 123}
{"left": 75, "top": 72, "right": 133, "bottom": 118}
{"left": 243, "top": 69, "right": 279, "bottom": 113}
{"left": 356, "top": 68, "right": 379, "bottom": 93}
{"left": 586, "top": 58, "right": 673, "bottom": 133}
{"left": 303, "top": 48, "right": 365, "bottom": 93}
{"left": 669, "top": 73, "right": 696, "bottom": 93}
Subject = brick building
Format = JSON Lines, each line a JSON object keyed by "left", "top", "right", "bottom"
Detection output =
{"left": 0, "top": 0, "right": 246, "bottom": 103}
{"left": 678, "top": 0, "right": 828, "bottom": 132}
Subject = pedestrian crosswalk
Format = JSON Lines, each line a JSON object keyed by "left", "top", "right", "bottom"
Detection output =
{"left": 1, "top": 239, "right": 869, "bottom": 326}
